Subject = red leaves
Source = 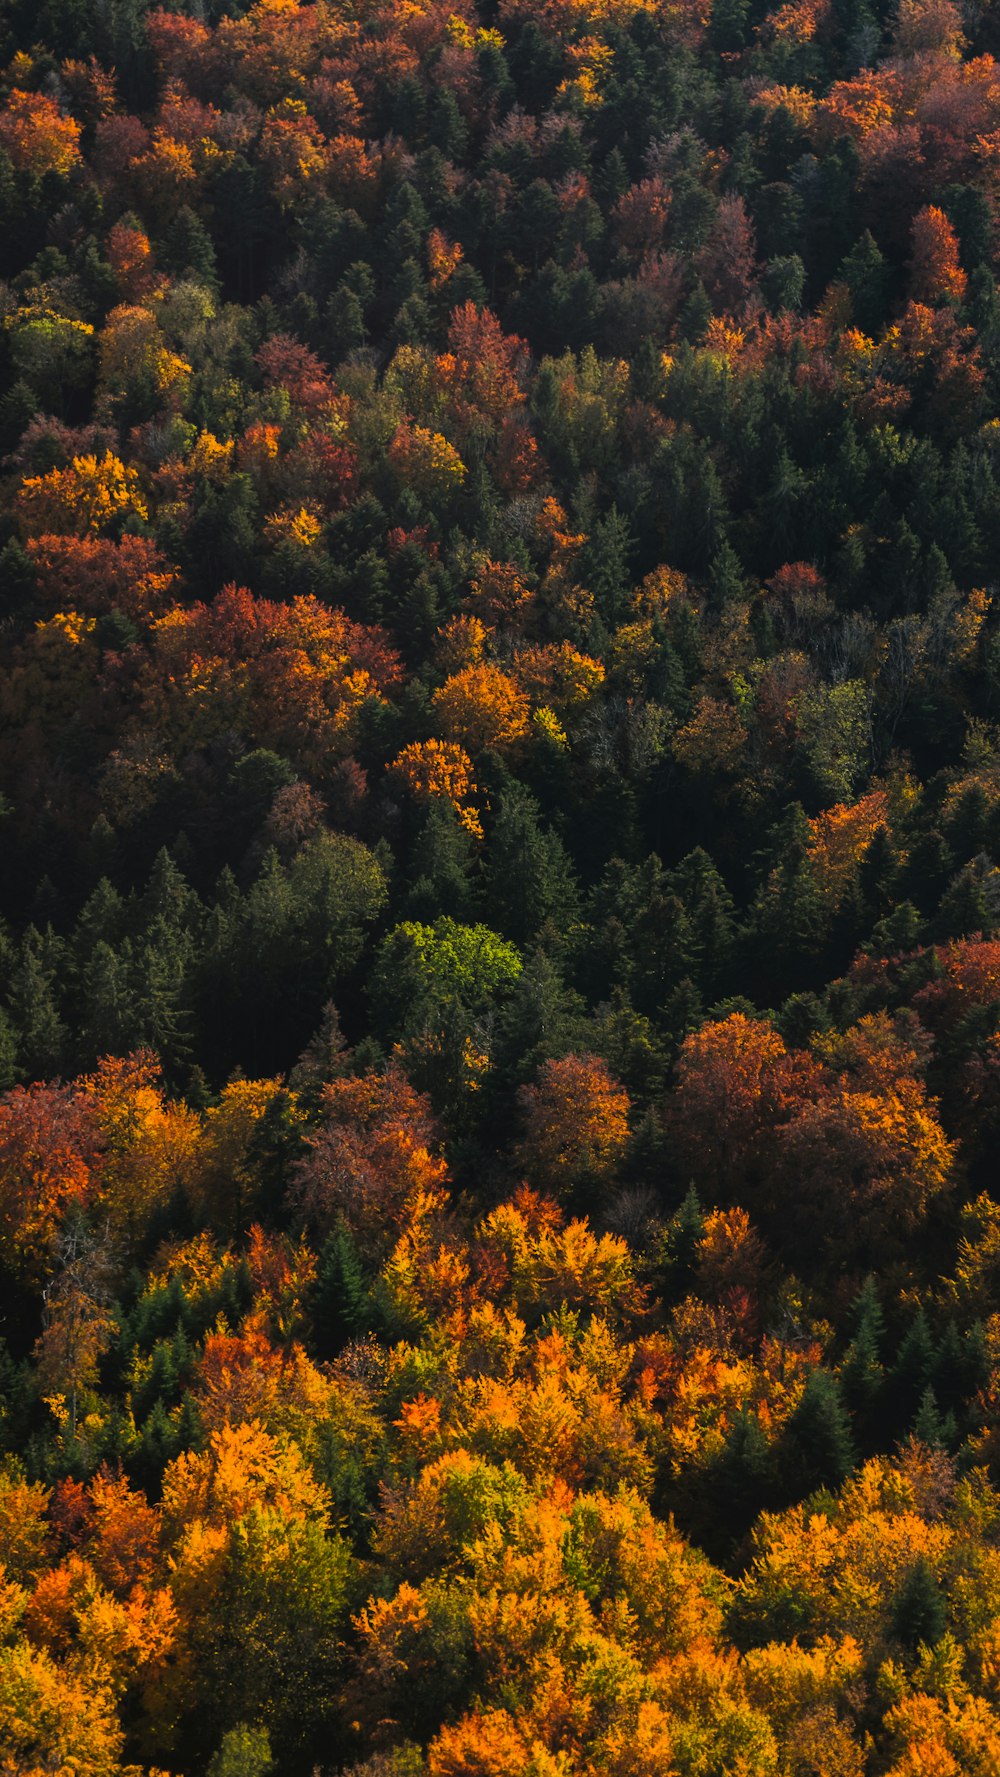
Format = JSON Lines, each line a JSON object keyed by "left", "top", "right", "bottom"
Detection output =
{"left": 0, "top": 1085, "right": 99, "bottom": 1283}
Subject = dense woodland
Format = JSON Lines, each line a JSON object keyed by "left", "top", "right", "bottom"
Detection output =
{"left": 7, "top": 0, "right": 1000, "bottom": 1771}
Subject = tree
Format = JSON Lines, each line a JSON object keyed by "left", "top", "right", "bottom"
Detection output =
{"left": 0, "top": 1640, "right": 122, "bottom": 1777}
{"left": 483, "top": 785, "right": 578, "bottom": 946}
{"left": 517, "top": 1054, "right": 630, "bottom": 1196}
{"left": 0, "top": 89, "right": 82, "bottom": 177}
{"left": 910, "top": 205, "right": 967, "bottom": 306}
{"left": 371, "top": 919, "right": 523, "bottom": 1046}
{"left": 781, "top": 1369, "right": 855, "bottom": 1497}
{"left": 163, "top": 1422, "right": 355, "bottom": 1760}
{"left": 432, "top": 665, "right": 531, "bottom": 754}
{"left": 291, "top": 1062, "right": 449, "bottom": 1258}
{"left": 0, "top": 1084, "right": 98, "bottom": 1285}
{"left": 891, "top": 1555, "right": 948, "bottom": 1652}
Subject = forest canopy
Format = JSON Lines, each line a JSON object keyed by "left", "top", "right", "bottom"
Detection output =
{"left": 4, "top": 0, "right": 1000, "bottom": 1770}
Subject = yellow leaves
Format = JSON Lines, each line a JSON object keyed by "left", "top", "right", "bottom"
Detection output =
{"left": 16, "top": 450, "right": 148, "bottom": 537}
{"left": 189, "top": 429, "right": 234, "bottom": 478}
{"left": 0, "top": 1639, "right": 123, "bottom": 1777}
{"left": 185, "top": 1077, "right": 291, "bottom": 1234}
{"left": 162, "top": 1420, "right": 330, "bottom": 1542}
{"left": 673, "top": 695, "right": 747, "bottom": 780}
{"left": 513, "top": 641, "right": 605, "bottom": 716}
{"left": 633, "top": 563, "right": 692, "bottom": 620}
{"left": 532, "top": 706, "right": 569, "bottom": 750}
{"left": 480, "top": 1201, "right": 637, "bottom": 1321}
{"left": 738, "top": 1455, "right": 956, "bottom": 1651}
{"left": 744, "top": 1634, "right": 865, "bottom": 1726}
{"left": 0, "top": 88, "right": 82, "bottom": 177}
{"left": 559, "top": 36, "right": 614, "bottom": 107}
{"left": 389, "top": 422, "right": 467, "bottom": 493}
{"left": 98, "top": 304, "right": 192, "bottom": 410}
{"left": 0, "top": 1465, "right": 50, "bottom": 1587}
{"left": 434, "top": 613, "right": 489, "bottom": 674}
{"left": 951, "top": 586, "right": 991, "bottom": 659}
{"left": 40, "top": 609, "right": 96, "bottom": 649}
{"left": 264, "top": 501, "right": 324, "bottom": 547}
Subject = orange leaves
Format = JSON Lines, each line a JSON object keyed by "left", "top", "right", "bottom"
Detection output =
{"left": 671, "top": 1009, "right": 955, "bottom": 1255}
{"left": 814, "top": 69, "right": 900, "bottom": 145}
{"left": 193, "top": 1312, "right": 332, "bottom": 1438}
{"left": 671, "top": 1013, "right": 794, "bottom": 1175}
{"left": 0, "top": 1085, "right": 98, "bottom": 1284}
{"left": 517, "top": 1054, "right": 630, "bottom": 1195}
{"left": 808, "top": 789, "right": 890, "bottom": 907}
{"left": 428, "top": 227, "right": 464, "bottom": 290}
{"left": 162, "top": 1419, "right": 330, "bottom": 1537}
{"left": 0, "top": 88, "right": 82, "bottom": 177}
{"left": 390, "top": 738, "right": 483, "bottom": 838}
{"left": 910, "top": 206, "right": 967, "bottom": 306}
{"left": 259, "top": 100, "right": 332, "bottom": 202}
{"left": 139, "top": 584, "right": 401, "bottom": 775}
{"left": 428, "top": 1709, "right": 537, "bottom": 1777}
{"left": 432, "top": 663, "right": 530, "bottom": 754}
{"left": 105, "top": 221, "right": 159, "bottom": 302}
{"left": 436, "top": 302, "right": 528, "bottom": 429}
{"left": 83, "top": 1052, "right": 201, "bottom": 1250}
{"left": 777, "top": 1076, "right": 956, "bottom": 1250}
{"left": 86, "top": 1471, "right": 160, "bottom": 1597}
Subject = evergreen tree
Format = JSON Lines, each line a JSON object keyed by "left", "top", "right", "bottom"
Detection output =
{"left": 781, "top": 1369, "right": 855, "bottom": 1496}
{"left": 892, "top": 1557, "right": 948, "bottom": 1654}
{"left": 484, "top": 786, "right": 578, "bottom": 947}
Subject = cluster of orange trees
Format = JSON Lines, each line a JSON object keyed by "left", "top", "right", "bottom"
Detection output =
{"left": 5, "top": 0, "right": 1000, "bottom": 1769}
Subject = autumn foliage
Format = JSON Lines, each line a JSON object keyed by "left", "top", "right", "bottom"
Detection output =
{"left": 1, "top": 0, "right": 1000, "bottom": 1770}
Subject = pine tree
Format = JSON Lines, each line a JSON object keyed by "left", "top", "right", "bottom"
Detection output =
{"left": 484, "top": 786, "right": 578, "bottom": 947}
{"left": 936, "top": 864, "right": 994, "bottom": 940}
{"left": 494, "top": 947, "right": 588, "bottom": 1085}
{"left": 886, "top": 1310, "right": 935, "bottom": 1437}
{"left": 911, "top": 1386, "right": 956, "bottom": 1450}
{"left": 839, "top": 230, "right": 889, "bottom": 336}
{"left": 8, "top": 927, "right": 67, "bottom": 1078}
{"left": 669, "top": 849, "right": 737, "bottom": 994}
{"left": 840, "top": 1277, "right": 886, "bottom": 1447}
{"left": 78, "top": 940, "right": 139, "bottom": 1064}
{"left": 162, "top": 205, "right": 219, "bottom": 288}
{"left": 892, "top": 1556, "right": 947, "bottom": 1653}
{"left": 782, "top": 1368, "right": 855, "bottom": 1496}
{"left": 709, "top": 1407, "right": 776, "bottom": 1550}
{"left": 406, "top": 799, "right": 477, "bottom": 924}
{"left": 312, "top": 1223, "right": 372, "bottom": 1357}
